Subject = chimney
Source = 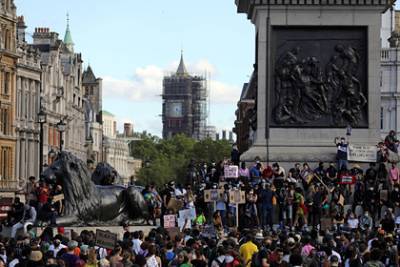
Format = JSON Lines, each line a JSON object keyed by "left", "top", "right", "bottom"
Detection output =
{"left": 123, "top": 123, "right": 134, "bottom": 137}
{"left": 17, "top": 16, "right": 27, "bottom": 43}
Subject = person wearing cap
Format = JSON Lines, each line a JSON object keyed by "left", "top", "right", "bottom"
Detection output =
{"left": 60, "top": 240, "right": 80, "bottom": 267}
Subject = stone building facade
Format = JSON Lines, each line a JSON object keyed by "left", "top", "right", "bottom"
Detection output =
{"left": 82, "top": 66, "right": 102, "bottom": 163}
{"left": 101, "top": 111, "right": 138, "bottom": 184}
{"left": 0, "top": 0, "right": 18, "bottom": 190}
{"left": 15, "top": 16, "right": 42, "bottom": 181}
{"left": 32, "top": 21, "right": 86, "bottom": 165}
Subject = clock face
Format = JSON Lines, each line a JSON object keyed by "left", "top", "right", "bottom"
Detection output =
{"left": 169, "top": 102, "right": 183, "bottom": 118}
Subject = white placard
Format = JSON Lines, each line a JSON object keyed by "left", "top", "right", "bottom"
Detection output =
{"left": 179, "top": 208, "right": 196, "bottom": 221}
{"left": 347, "top": 145, "right": 377, "bottom": 162}
{"left": 224, "top": 165, "right": 239, "bottom": 178}
{"left": 163, "top": 215, "right": 176, "bottom": 229}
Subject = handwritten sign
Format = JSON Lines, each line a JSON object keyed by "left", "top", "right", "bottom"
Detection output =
{"left": 224, "top": 165, "right": 239, "bottom": 178}
{"left": 347, "top": 145, "right": 377, "bottom": 162}
{"left": 53, "top": 194, "right": 64, "bottom": 202}
{"left": 179, "top": 208, "right": 196, "bottom": 221}
{"left": 163, "top": 215, "right": 176, "bottom": 229}
{"left": 95, "top": 229, "right": 117, "bottom": 250}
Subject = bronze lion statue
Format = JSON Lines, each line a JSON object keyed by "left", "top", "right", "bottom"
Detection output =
{"left": 41, "top": 152, "right": 148, "bottom": 226}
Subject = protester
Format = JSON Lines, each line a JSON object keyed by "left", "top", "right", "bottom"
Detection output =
{"left": 3, "top": 134, "right": 400, "bottom": 267}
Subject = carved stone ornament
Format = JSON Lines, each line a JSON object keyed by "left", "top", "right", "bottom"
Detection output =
{"left": 271, "top": 27, "right": 368, "bottom": 128}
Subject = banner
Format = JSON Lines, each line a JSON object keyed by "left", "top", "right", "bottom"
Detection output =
{"left": 224, "top": 165, "right": 239, "bottom": 178}
{"left": 347, "top": 145, "right": 377, "bottom": 162}
{"left": 163, "top": 215, "right": 176, "bottom": 229}
{"left": 95, "top": 229, "right": 117, "bottom": 250}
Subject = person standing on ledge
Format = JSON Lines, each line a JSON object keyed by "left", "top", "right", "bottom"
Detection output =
{"left": 335, "top": 137, "right": 349, "bottom": 174}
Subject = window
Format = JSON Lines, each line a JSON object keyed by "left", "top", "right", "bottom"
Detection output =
{"left": 381, "top": 107, "right": 384, "bottom": 130}
{"left": 3, "top": 72, "right": 10, "bottom": 95}
{"left": 0, "top": 107, "right": 9, "bottom": 135}
{"left": 0, "top": 146, "right": 11, "bottom": 180}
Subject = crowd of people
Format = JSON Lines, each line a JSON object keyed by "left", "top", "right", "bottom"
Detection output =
{"left": 1, "top": 134, "right": 400, "bottom": 266}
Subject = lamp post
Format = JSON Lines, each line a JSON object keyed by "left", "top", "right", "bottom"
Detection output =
{"left": 56, "top": 119, "right": 67, "bottom": 152}
{"left": 38, "top": 110, "right": 47, "bottom": 175}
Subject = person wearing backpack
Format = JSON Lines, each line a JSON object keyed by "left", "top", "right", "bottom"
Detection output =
{"left": 210, "top": 246, "right": 226, "bottom": 267}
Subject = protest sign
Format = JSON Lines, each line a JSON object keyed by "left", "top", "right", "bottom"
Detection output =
{"left": 204, "top": 189, "right": 223, "bottom": 202}
{"left": 347, "top": 145, "right": 377, "bottom": 162}
{"left": 53, "top": 194, "right": 64, "bottom": 202}
{"left": 224, "top": 165, "right": 239, "bottom": 178}
{"left": 163, "top": 215, "right": 176, "bottom": 229}
{"left": 178, "top": 217, "right": 191, "bottom": 230}
{"left": 179, "top": 208, "right": 196, "bottom": 221}
{"left": 339, "top": 174, "right": 356, "bottom": 185}
{"left": 95, "top": 229, "right": 117, "bottom": 250}
{"left": 229, "top": 190, "right": 246, "bottom": 204}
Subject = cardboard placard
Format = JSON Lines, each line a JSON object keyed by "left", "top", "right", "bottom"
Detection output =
{"left": 163, "top": 215, "right": 176, "bottom": 229}
{"left": 179, "top": 208, "right": 196, "bottom": 221}
{"left": 178, "top": 218, "right": 191, "bottom": 230}
{"left": 229, "top": 190, "right": 246, "bottom": 204}
{"left": 53, "top": 194, "right": 64, "bottom": 202}
{"left": 204, "top": 189, "right": 224, "bottom": 202}
{"left": 338, "top": 195, "right": 345, "bottom": 206}
{"left": 380, "top": 190, "right": 388, "bottom": 201}
{"left": 224, "top": 165, "right": 239, "bottom": 178}
{"left": 347, "top": 145, "right": 377, "bottom": 162}
{"left": 95, "top": 229, "right": 117, "bottom": 250}
{"left": 320, "top": 218, "right": 332, "bottom": 231}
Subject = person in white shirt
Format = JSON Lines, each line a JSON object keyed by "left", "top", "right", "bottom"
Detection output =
{"left": 346, "top": 212, "right": 359, "bottom": 229}
{"left": 132, "top": 231, "right": 143, "bottom": 255}
{"left": 48, "top": 239, "right": 67, "bottom": 257}
{"left": 11, "top": 204, "right": 37, "bottom": 238}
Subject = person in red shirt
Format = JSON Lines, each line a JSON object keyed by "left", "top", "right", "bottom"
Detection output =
{"left": 37, "top": 181, "right": 50, "bottom": 211}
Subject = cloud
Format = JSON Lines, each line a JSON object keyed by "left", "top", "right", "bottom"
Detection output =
{"left": 103, "top": 59, "right": 240, "bottom": 105}
{"left": 103, "top": 65, "right": 164, "bottom": 101}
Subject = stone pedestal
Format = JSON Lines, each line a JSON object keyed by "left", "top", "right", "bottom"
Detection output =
{"left": 236, "top": 1, "right": 392, "bottom": 164}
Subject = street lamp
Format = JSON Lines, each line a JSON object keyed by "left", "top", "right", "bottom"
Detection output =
{"left": 56, "top": 119, "right": 67, "bottom": 152}
{"left": 37, "top": 109, "right": 47, "bottom": 175}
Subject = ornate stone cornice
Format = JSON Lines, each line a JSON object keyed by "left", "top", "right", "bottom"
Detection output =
{"left": 236, "top": 0, "right": 394, "bottom": 18}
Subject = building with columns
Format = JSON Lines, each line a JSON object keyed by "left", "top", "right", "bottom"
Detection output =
{"left": 0, "top": 0, "right": 18, "bottom": 190}
{"left": 102, "top": 111, "right": 140, "bottom": 184}
{"left": 32, "top": 18, "right": 86, "bottom": 165}
{"left": 15, "top": 15, "right": 42, "bottom": 182}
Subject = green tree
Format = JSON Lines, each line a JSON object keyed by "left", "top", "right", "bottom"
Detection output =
{"left": 132, "top": 133, "right": 231, "bottom": 186}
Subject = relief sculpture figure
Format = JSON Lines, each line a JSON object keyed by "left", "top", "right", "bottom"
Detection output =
{"left": 274, "top": 44, "right": 366, "bottom": 127}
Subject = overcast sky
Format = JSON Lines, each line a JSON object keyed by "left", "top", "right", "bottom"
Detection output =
{"left": 14, "top": 1, "right": 399, "bottom": 137}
